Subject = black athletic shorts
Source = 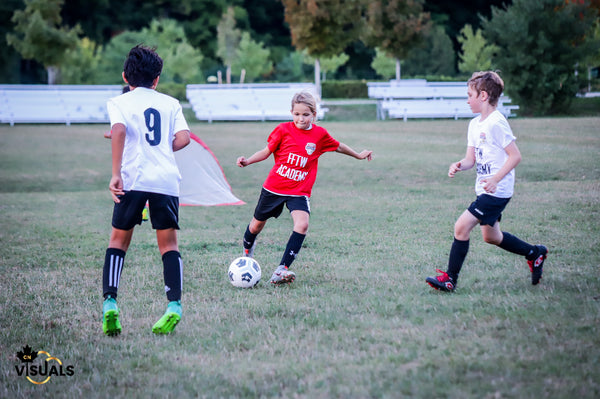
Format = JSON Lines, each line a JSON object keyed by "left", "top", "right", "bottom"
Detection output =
{"left": 467, "top": 194, "right": 511, "bottom": 226}
{"left": 253, "top": 188, "right": 311, "bottom": 221}
{"left": 112, "top": 190, "right": 180, "bottom": 230}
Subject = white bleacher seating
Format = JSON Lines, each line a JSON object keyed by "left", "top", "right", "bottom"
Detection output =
{"left": 367, "top": 80, "right": 519, "bottom": 120}
{"left": 0, "top": 85, "right": 122, "bottom": 126}
{"left": 186, "top": 83, "right": 327, "bottom": 123}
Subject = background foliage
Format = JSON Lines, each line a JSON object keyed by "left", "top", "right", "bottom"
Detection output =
{"left": 1, "top": 0, "right": 599, "bottom": 115}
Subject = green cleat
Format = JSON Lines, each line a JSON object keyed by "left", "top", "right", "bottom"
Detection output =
{"left": 102, "top": 296, "right": 122, "bottom": 336}
{"left": 152, "top": 300, "right": 182, "bottom": 335}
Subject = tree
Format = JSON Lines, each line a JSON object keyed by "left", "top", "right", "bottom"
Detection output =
{"left": 371, "top": 47, "right": 397, "bottom": 80}
{"left": 483, "top": 0, "right": 600, "bottom": 115}
{"left": 231, "top": 32, "right": 273, "bottom": 82}
{"left": 281, "top": 0, "right": 364, "bottom": 93}
{"left": 304, "top": 52, "right": 350, "bottom": 81}
{"left": 216, "top": 6, "right": 243, "bottom": 83}
{"left": 274, "top": 50, "right": 309, "bottom": 82}
{"left": 92, "top": 19, "right": 204, "bottom": 85}
{"left": 402, "top": 24, "right": 456, "bottom": 77}
{"left": 363, "top": 0, "right": 431, "bottom": 80}
{"left": 60, "top": 37, "right": 100, "bottom": 84}
{"left": 6, "top": 0, "right": 80, "bottom": 84}
{"left": 457, "top": 24, "right": 499, "bottom": 75}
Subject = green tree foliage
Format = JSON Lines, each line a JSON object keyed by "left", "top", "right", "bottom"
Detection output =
{"left": 371, "top": 47, "right": 397, "bottom": 80}
{"left": 304, "top": 52, "right": 350, "bottom": 81}
{"left": 402, "top": 24, "right": 456, "bottom": 77}
{"left": 483, "top": 0, "right": 600, "bottom": 115}
{"left": 363, "top": 0, "right": 431, "bottom": 79}
{"left": 274, "top": 51, "right": 309, "bottom": 82}
{"left": 231, "top": 32, "right": 273, "bottom": 82}
{"left": 0, "top": 0, "right": 27, "bottom": 83}
{"left": 60, "top": 37, "right": 100, "bottom": 84}
{"left": 92, "top": 19, "right": 204, "bottom": 85}
{"left": 457, "top": 24, "right": 499, "bottom": 75}
{"left": 6, "top": 0, "right": 80, "bottom": 84}
{"left": 216, "top": 7, "right": 243, "bottom": 76}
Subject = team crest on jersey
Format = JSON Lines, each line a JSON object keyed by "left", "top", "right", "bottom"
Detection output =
{"left": 479, "top": 132, "right": 486, "bottom": 143}
{"left": 305, "top": 143, "right": 316, "bottom": 155}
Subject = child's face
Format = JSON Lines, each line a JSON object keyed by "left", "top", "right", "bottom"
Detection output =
{"left": 467, "top": 85, "right": 483, "bottom": 114}
{"left": 291, "top": 103, "right": 315, "bottom": 130}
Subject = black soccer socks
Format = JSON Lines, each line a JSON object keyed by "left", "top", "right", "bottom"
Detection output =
{"left": 280, "top": 231, "right": 306, "bottom": 268}
{"left": 447, "top": 238, "right": 469, "bottom": 282}
{"left": 499, "top": 232, "right": 536, "bottom": 259}
{"left": 103, "top": 248, "right": 126, "bottom": 299}
{"left": 162, "top": 251, "right": 183, "bottom": 302}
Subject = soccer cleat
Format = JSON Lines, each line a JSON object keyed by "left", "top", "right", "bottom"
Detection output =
{"left": 152, "top": 300, "right": 182, "bottom": 335}
{"left": 141, "top": 204, "right": 149, "bottom": 222}
{"left": 528, "top": 245, "right": 548, "bottom": 285}
{"left": 243, "top": 241, "right": 256, "bottom": 258}
{"left": 270, "top": 265, "right": 296, "bottom": 285}
{"left": 425, "top": 269, "right": 455, "bottom": 292}
{"left": 102, "top": 296, "right": 122, "bottom": 336}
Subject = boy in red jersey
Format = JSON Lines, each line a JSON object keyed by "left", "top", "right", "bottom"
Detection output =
{"left": 237, "top": 91, "right": 372, "bottom": 284}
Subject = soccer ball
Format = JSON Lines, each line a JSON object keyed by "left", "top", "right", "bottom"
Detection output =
{"left": 228, "top": 257, "right": 261, "bottom": 288}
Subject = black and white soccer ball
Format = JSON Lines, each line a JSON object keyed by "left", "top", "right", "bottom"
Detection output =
{"left": 228, "top": 257, "right": 261, "bottom": 288}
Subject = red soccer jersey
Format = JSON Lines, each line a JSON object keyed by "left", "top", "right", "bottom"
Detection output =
{"left": 263, "top": 122, "right": 340, "bottom": 197}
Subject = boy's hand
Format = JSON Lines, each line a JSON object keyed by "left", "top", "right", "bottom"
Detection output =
{"left": 481, "top": 177, "right": 498, "bottom": 193}
{"left": 448, "top": 162, "right": 461, "bottom": 177}
{"left": 109, "top": 176, "right": 124, "bottom": 203}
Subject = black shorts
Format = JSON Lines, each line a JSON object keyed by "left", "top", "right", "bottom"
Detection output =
{"left": 253, "top": 188, "right": 311, "bottom": 221}
{"left": 112, "top": 190, "right": 180, "bottom": 230}
{"left": 467, "top": 194, "right": 510, "bottom": 226}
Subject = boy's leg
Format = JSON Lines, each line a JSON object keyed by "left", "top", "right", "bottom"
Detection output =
{"left": 102, "top": 227, "right": 133, "bottom": 336}
{"left": 496, "top": 231, "right": 547, "bottom": 285}
{"left": 426, "top": 210, "right": 478, "bottom": 292}
{"left": 102, "top": 247, "right": 125, "bottom": 336}
{"left": 153, "top": 229, "right": 182, "bottom": 334}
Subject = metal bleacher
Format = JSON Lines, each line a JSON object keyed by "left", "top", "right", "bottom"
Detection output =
{"left": 0, "top": 84, "right": 122, "bottom": 126}
{"left": 186, "top": 83, "right": 326, "bottom": 123}
{"left": 367, "top": 80, "right": 519, "bottom": 121}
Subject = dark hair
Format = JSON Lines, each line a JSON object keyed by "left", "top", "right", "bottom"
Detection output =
{"left": 468, "top": 71, "right": 504, "bottom": 106}
{"left": 123, "top": 45, "right": 163, "bottom": 88}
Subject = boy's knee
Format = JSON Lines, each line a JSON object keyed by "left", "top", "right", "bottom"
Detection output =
{"left": 294, "top": 221, "right": 309, "bottom": 235}
{"left": 483, "top": 235, "right": 501, "bottom": 245}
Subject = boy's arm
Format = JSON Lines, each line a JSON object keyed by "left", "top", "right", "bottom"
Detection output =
{"left": 109, "top": 123, "right": 126, "bottom": 203}
{"left": 173, "top": 129, "right": 191, "bottom": 152}
{"left": 237, "top": 146, "right": 272, "bottom": 167}
{"left": 335, "top": 142, "right": 373, "bottom": 161}
{"left": 481, "top": 140, "right": 521, "bottom": 193}
{"left": 449, "top": 146, "right": 476, "bottom": 177}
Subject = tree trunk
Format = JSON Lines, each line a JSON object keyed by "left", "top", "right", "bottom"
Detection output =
{"left": 314, "top": 58, "right": 321, "bottom": 97}
{"left": 47, "top": 65, "right": 59, "bottom": 85}
{"left": 395, "top": 59, "right": 401, "bottom": 81}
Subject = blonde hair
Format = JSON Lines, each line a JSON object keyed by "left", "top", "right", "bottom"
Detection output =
{"left": 468, "top": 71, "right": 504, "bottom": 106}
{"left": 291, "top": 91, "right": 317, "bottom": 115}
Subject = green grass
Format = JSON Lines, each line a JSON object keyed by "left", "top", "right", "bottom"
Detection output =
{"left": 0, "top": 118, "right": 599, "bottom": 398}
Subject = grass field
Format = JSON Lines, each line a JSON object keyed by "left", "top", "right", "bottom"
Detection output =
{"left": 0, "top": 117, "right": 599, "bottom": 398}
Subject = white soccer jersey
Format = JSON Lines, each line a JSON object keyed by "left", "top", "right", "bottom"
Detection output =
{"left": 467, "top": 110, "right": 516, "bottom": 198}
{"left": 107, "top": 87, "right": 189, "bottom": 197}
